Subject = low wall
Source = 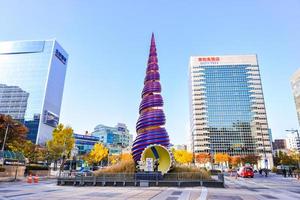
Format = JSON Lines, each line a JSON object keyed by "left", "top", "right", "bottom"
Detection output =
{"left": 0, "top": 166, "right": 25, "bottom": 177}
{"left": 57, "top": 173, "right": 224, "bottom": 188}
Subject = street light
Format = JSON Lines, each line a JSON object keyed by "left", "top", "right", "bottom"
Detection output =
{"left": 1, "top": 122, "right": 19, "bottom": 151}
{"left": 1, "top": 125, "right": 10, "bottom": 152}
{"left": 285, "top": 129, "right": 300, "bottom": 169}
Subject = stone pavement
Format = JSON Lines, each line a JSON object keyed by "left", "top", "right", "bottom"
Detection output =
{"left": 207, "top": 173, "right": 300, "bottom": 200}
{"left": 0, "top": 173, "right": 299, "bottom": 200}
{"left": 0, "top": 179, "right": 204, "bottom": 200}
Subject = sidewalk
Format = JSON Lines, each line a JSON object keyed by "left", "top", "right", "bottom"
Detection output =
{"left": 0, "top": 176, "right": 56, "bottom": 183}
{"left": 0, "top": 176, "right": 25, "bottom": 182}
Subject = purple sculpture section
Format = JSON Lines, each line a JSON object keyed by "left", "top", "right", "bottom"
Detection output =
{"left": 131, "top": 33, "right": 170, "bottom": 162}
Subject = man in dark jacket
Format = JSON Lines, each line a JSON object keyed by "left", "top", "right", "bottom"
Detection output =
{"left": 282, "top": 168, "right": 287, "bottom": 178}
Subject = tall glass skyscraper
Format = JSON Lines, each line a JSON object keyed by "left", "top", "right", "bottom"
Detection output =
{"left": 189, "top": 55, "right": 273, "bottom": 168}
{"left": 0, "top": 40, "right": 68, "bottom": 145}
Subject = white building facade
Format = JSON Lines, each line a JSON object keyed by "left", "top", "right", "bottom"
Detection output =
{"left": 286, "top": 133, "right": 300, "bottom": 152}
{"left": 189, "top": 55, "right": 273, "bottom": 168}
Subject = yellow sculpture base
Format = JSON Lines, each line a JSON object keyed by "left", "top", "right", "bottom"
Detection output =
{"left": 141, "top": 144, "right": 173, "bottom": 174}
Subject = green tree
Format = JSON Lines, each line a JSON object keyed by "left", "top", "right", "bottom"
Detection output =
{"left": 0, "top": 114, "right": 28, "bottom": 150}
{"left": 290, "top": 150, "right": 300, "bottom": 168}
{"left": 273, "top": 151, "right": 298, "bottom": 166}
{"left": 46, "top": 124, "right": 74, "bottom": 171}
{"left": 8, "top": 140, "right": 48, "bottom": 163}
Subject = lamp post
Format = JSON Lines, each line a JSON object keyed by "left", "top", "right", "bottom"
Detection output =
{"left": 1, "top": 125, "right": 10, "bottom": 152}
{"left": 285, "top": 129, "right": 300, "bottom": 169}
{"left": 1, "top": 122, "right": 19, "bottom": 152}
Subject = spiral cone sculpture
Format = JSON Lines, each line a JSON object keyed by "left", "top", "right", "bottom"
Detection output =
{"left": 132, "top": 33, "right": 172, "bottom": 174}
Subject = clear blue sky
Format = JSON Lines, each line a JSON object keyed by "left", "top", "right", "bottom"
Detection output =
{"left": 1, "top": 0, "right": 300, "bottom": 144}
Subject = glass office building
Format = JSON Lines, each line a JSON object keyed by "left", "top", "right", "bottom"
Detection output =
{"left": 0, "top": 40, "right": 68, "bottom": 144}
{"left": 92, "top": 123, "right": 133, "bottom": 154}
{"left": 73, "top": 134, "right": 100, "bottom": 155}
{"left": 189, "top": 55, "right": 273, "bottom": 168}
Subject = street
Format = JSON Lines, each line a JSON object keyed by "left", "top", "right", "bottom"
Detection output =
{"left": 0, "top": 173, "right": 299, "bottom": 199}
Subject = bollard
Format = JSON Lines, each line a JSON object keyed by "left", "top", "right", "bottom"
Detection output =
{"left": 27, "top": 175, "right": 32, "bottom": 183}
{"left": 33, "top": 175, "right": 39, "bottom": 183}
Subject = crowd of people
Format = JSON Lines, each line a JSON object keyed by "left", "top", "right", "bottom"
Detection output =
{"left": 282, "top": 168, "right": 294, "bottom": 178}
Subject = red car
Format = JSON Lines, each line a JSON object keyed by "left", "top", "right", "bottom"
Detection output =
{"left": 237, "top": 166, "right": 254, "bottom": 178}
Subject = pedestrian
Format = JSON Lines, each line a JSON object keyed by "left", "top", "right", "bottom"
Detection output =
{"left": 282, "top": 168, "right": 287, "bottom": 178}
{"left": 264, "top": 169, "right": 268, "bottom": 177}
{"left": 259, "top": 168, "right": 262, "bottom": 176}
{"left": 288, "top": 168, "right": 292, "bottom": 177}
{"left": 153, "top": 159, "right": 159, "bottom": 172}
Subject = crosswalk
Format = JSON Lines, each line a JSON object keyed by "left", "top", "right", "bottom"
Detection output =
{"left": 150, "top": 187, "right": 206, "bottom": 200}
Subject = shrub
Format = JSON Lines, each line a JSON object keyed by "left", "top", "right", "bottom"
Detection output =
{"left": 26, "top": 164, "right": 49, "bottom": 171}
{"left": 94, "top": 160, "right": 135, "bottom": 175}
{"left": 271, "top": 166, "right": 277, "bottom": 173}
{"left": 169, "top": 165, "right": 211, "bottom": 180}
{"left": 0, "top": 167, "right": 5, "bottom": 172}
{"left": 294, "top": 169, "right": 300, "bottom": 174}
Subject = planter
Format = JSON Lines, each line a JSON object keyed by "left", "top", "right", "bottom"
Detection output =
{"left": 28, "top": 170, "right": 50, "bottom": 177}
{"left": 0, "top": 166, "right": 25, "bottom": 177}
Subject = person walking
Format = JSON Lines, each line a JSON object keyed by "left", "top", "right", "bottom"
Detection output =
{"left": 264, "top": 168, "right": 268, "bottom": 177}
{"left": 288, "top": 168, "right": 293, "bottom": 177}
{"left": 282, "top": 168, "right": 287, "bottom": 178}
{"left": 259, "top": 168, "right": 263, "bottom": 176}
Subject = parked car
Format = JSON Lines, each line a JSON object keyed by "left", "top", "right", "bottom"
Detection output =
{"left": 76, "top": 168, "right": 94, "bottom": 176}
{"left": 237, "top": 166, "right": 254, "bottom": 178}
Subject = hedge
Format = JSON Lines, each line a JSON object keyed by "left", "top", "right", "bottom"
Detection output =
{"left": 26, "top": 165, "right": 49, "bottom": 171}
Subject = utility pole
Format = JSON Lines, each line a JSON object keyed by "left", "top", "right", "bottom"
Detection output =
{"left": 1, "top": 125, "right": 9, "bottom": 151}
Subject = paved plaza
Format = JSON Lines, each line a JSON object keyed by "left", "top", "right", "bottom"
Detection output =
{"left": 0, "top": 173, "right": 299, "bottom": 199}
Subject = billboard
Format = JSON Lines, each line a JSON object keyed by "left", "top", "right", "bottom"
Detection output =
{"left": 43, "top": 110, "right": 59, "bottom": 127}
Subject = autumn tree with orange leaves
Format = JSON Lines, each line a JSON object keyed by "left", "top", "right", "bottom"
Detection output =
{"left": 214, "top": 153, "right": 230, "bottom": 164}
{"left": 195, "top": 153, "right": 211, "bottom": 164}
{"left": 229, "top": 156, "right": 241, "bottom": 167}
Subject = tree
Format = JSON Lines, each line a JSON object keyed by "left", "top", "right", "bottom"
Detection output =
{"left": 229, "top": 156, "right": 241, "bottom": 167}
{"left": 9, "top": 140, "right": 35, "bottom": 162}
{"left": 173, "top": 149, "right": 193, "bottom": 165}
{"left": 241, "top": 154, "right": 260, "bottom": 165}
{"left": 0, "top": 114, "right": 28, "bottom": 150}
{"left": 109, "top": 154, "right": 120, "bottom": 165}
{"left": 273, "top": 150, "right": 298, "bottom": 167}
{"left": 289, "top": 150, "right": 300, "bottom": 168}
{"left": 46, "top": 124, "right": 74, "bottom": 171}
{"left": 214, "top": 153, "right": 230, "bottom": 164}
{"left": 84, "top": 143, "right": 108, "bottom": 166}
{"left": 121, "top": 153, "right": 133, "bottom": 162}
{"left": 195, "top": 153, "right": 210, "bottom": 164}
{"left": 8, "top": 140, "right": 47, "bottom": 163}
